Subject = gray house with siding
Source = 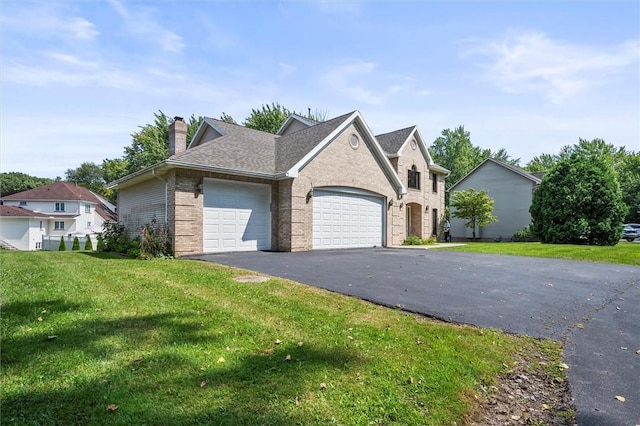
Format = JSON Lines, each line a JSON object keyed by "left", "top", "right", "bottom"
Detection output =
{"left": 448, "top": 158, "right": 543, "bottom": 241}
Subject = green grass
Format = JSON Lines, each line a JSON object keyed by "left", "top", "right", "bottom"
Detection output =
{"left": 1, "top": 252, "right": 564, "bottom": 425}
{"left": 434, "top": 241, "right": 639, "bottom": 266}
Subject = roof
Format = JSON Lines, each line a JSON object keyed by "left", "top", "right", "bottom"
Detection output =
{"left": 276, "top": 113, "right": 320, "bottom": 135}
{"left": 2, "top": 181, "right": 103, "bottom": 203}
{"left": 112, "top": 110, "right": 456, "bottom": 195}
{"left": 172, "top": 118, "right": 278, "bottom": 175}
{"left": 376, "top": 126, "right": 416, "bottom": 155}
{"left": 1, "top": 182, "right": 117, "bottom": 222}
{"left": 449, "top": 158, "right": 542, "bottom": 190}
{"left": 0, "top": 205, "right": 50, "bottom": 218}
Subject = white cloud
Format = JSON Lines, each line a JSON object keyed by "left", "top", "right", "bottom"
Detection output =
{"left": 322, "top": 60, "right": 384, "bottom": 105}
{"left": 106, "top": 0, "right": 186, "bottom": 53}
{"left": 466, "top": 31, "right": 640, "bottom": 103}
{"left": 0, "top": 5, "right": 99, "bottom": 41}
{"left": 44, "top": 52, "right": 99, "bottom": 68}
{"left": 278, "top": 62, "right": 297, "bottom": 78}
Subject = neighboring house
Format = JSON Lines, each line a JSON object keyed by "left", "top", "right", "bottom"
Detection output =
{"left": 448, "top": 158, "right": 543, "bottom": 241}
{"left": 0, "top": 182, "right": 117, "bottom": 250}
{"left": 110, "top": 111, "right": 449, "bottom": 256}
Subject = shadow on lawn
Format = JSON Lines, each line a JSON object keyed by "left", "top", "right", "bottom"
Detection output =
{"left": 2, "top": 300, "right": 362, "bottom": 425}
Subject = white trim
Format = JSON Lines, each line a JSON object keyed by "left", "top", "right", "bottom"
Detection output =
{"left": 285, "top": 111, "right": 407, "bottom": 196}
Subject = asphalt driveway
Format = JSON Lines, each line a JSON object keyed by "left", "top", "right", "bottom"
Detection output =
{"left": 190, "top": 248, "right": 639, "bottom": 426}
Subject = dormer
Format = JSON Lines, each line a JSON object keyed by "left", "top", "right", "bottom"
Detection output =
{"left": 276, "top": 114, "right": 319, "bottom": 136}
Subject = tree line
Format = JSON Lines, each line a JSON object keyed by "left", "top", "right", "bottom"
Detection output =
{"left": 2, "top": 103, "right": 638, "bottom": 225}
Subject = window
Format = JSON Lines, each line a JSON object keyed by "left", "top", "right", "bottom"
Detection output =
{"left": 87, "top": 222, "right": 92, "bottom": 228}
{"left": 432, "top": 173, "right": 438, "bottom": 192}
{"left": 19, "top": 201, "right": 27, "bottom": 206}
{"left": 36, "top": 242, "right": 41, "bottom": 249}
{"left": 85, "top": 204, "right": 91, "bottom": 213}
{"left": 55, "top": 202, "right": 65, "bottom": 212}
{"left": 408, "top": 165, "right": 420, "bottom": 189}
{"left": 54, "top": 221, "right": 65, "bottom": 230}
{"left": 349, "top": 134, "right": 360, "bottom": 149}
{"left": 39, "top": 221, "right": 44, "bottom": 230}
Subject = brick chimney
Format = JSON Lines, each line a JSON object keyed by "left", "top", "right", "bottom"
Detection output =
{"left": 169, "top": 116, "right": 187, "bottom": 156}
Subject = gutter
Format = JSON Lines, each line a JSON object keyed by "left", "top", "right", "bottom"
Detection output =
{"left": 151, "top": 168, "right": 169, "bottom": 227}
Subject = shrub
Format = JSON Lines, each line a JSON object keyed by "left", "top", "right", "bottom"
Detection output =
{"left": 402, "top": 235, "right": 437, "bottom": 246}
{"left": 58, "top": 236, "right": 66, "bottom": 251}
{"left": 96, "top": 233, "right": 105, "bottom": 252}
{"left": 530, "top": 154, "right": 627, "bottom": 245}
{"left": 140, "top": 219, "right": 172, "bottom": 259}
{"left": 72, "top": 236, "right": 80, "bottom": 251}
{"left": 512, "top": 225, "right": 539, "bottom": 242}
{"left": 102, "top": 222, "right": 137, "bottom": 256}
{"left": 84, "top": 235, "right": 93, "bottom": 251}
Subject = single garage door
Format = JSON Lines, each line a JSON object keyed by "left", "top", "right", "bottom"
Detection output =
{"left": 313, "top": 189, "right": 384, "bottom": 249}
{"left": 203, "top": 179, "right": 271, "bottom": 253}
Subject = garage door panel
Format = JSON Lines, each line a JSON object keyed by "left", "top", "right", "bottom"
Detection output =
{"left": 313, "top": 189, "right": 383, "bottom": 250}
{"left": 203, "top": 180, "right": 271, "bottom": 253}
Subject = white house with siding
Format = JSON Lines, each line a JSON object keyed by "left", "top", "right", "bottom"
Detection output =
{"left": 0, "top": 182, "right": 117, "bottom": 250}
{"left": 448, "top": 158, "right": 543, "bottom": 241}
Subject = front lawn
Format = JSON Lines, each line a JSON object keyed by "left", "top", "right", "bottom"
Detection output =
{"left": 435, "top": 241, "right": 639, "bottom": 266}
{"left": 1, "top": 252, "right": 567, "bottom": 425}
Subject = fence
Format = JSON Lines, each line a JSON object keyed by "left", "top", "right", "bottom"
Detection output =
{"left": 42, "top": 235, "right": 96, "bottom": 251}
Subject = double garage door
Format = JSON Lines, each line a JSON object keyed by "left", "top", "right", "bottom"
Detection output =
{"left": 203, "top": 181, "right": 384, "bottom": 252}
{"left": 203, "top": 179, "right": 271, "bottom": 253}
{"left": 312, "top": 189, "right": 384, "bottom": 249}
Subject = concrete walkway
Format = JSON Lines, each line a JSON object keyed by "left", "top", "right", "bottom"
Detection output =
{"left": 190, "top": 248, "right": 639, "bottom": 425}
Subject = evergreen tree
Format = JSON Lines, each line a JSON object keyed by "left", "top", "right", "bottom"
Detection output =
{"left": 530, "top": 154, "right": 627, "bottom": 245}
{"left": 59, "top": 237, "right": 67, "bottom": 251}
{"left": 84, "top": 235, "right": 93, "bottom": 251}
{"left": 72, "top": 236, "right": 80, "bottom": 250}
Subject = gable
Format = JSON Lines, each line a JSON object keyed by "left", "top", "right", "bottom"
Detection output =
{"left": 295, "top": 122, "right": 400, "bottom": 198}
{"left": 282, "top": 111, "right": 406, "bottom": 195}
{"left": 450, "top": 158, "right": 541, "bottom": 190}
{"left": 277, "top": 114, "right": 318, "bottom": 136}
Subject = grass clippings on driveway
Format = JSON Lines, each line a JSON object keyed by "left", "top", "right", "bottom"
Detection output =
{"left": 434, "top": 241, "right": 639, "bottom": 266}
{"left": 1, "top": 252, "right": 573, "bottom": 425}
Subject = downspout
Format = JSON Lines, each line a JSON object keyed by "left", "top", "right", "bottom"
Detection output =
{"left": 151, "top": 168, "right": 168, "bottom": 227}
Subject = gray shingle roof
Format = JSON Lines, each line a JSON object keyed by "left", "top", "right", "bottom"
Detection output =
{"left": 275, "top": 112, "right": 355, "bottom": 173}
{"left": 171, "top": 119, "right": 279, "bottom": 175}
{"left": 376, "top": 126, "right": 415, "bottom": 155}
{"left": 169, "top": 112, "right": 355, "bottom": 176}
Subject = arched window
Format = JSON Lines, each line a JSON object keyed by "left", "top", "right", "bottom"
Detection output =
{"left": 408, "top": 165, "right": 420, "bottom": 189}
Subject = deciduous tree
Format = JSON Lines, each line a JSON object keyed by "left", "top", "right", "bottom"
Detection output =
{"left": 429, "top": 126, "right": 519, "bottom": 192}
{"left": 450, "top": 188, "right": 498, "bottom": 240}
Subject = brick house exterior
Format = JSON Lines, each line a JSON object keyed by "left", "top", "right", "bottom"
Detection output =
{"left": 110, "top": 111, "right": 448, "bottom": 256}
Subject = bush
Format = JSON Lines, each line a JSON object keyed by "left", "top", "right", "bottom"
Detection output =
{"left": 402, "top": 235, "right": 437, "bottom": 246}
{"left": 96, "top": 233, "right": 105, "bottom": 252}
{"left": 140, "top": 219, "right": 172, "bottom": 259}
{"left": 102, "top": 220, "right": 171, "bottom": 259}
{"left": 58, "top": 236, "right": 66, "bottom": 251}
{"left": 512, "top": 225, "right": 539, "bottom": 242}
{"left": 72, "top": 236, "right": 80, "bottom": 251}
{"left": 102, "top": 222, "right": 138, "bottom": 257}
{"left": 84, "top": 235, "right": 93, "bottom": 251}
{"left": 530, "top": 154, "right": 627, "bottom": 245}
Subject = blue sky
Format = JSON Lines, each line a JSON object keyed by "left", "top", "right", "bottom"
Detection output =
{"left": 2, "top": 0, "right": 638, "bottom": 179}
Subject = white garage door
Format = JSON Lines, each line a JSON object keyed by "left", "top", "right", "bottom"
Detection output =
{"left": 313, "top": 189, "right": 384, "bottom": 249}
{"left": 203, "top": 179, "right": 271, "bottom": 253}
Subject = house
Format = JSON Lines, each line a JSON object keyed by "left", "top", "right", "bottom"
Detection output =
{"left": 0, "top": 182, "right": 117, "bottom": 250}
{"left": 448, "top": 158, "right": 543, "bottom": 241}
{"left": 109, "top": 111, "right": 449, "bottom": 256}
